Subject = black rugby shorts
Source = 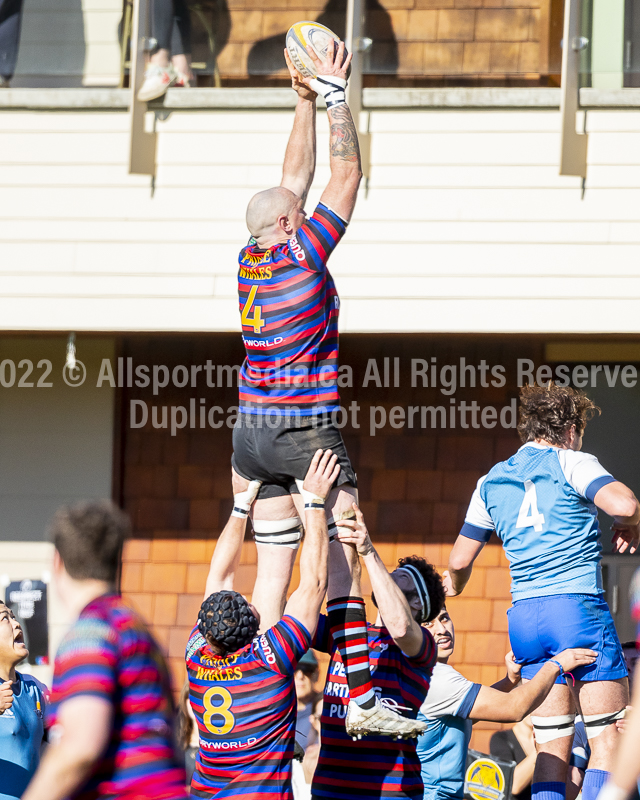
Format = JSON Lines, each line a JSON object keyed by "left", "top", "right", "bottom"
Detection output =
{"left": 231, "top": 412, "right": 357, "bottom": 500}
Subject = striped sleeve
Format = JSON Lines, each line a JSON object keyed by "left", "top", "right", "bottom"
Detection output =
{"left": 287, "top": 203, "right": 347, "bottom": 272}
{"left": 52, "top": 617, "right": 118, "bottom": 704}
{"left": 406, "top": 627, "right": 437, "bottom": 668}
{"left": 256, "top": 615, "right": 312, "bottom": 676}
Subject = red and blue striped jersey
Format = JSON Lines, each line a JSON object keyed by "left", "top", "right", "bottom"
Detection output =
{"left": 48, "top": 594, "right": 187, "bottom": 800}
{"left": 237, "top": 203, "right": 347, "bottom": 416}
{"left": 312, "top": 615, "right": 436, "bottom": 800}
{"left": 185, "top": 615, "right": 311, "bottom": 799}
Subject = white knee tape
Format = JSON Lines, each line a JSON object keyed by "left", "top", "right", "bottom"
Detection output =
{"left": 252, "top": 517, "right": 303, "bottom": 549}
{"left": 583, "top": 709, "right": 626, "bottom": 740}
{"left": 531, "top": 714, "right": 576, "bottom": 743}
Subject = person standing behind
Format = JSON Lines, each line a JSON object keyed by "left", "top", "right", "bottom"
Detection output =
{"left": 0, "top": 601, "right": 47, "bottom": 800}
{"left": 445, "top": 383, "right": 639, "bottom": 800}
{"left": 22, "top": 500, "right": 187, "bottom": 800}
{"left": 418, "top": 605, "right": 595, "bottom": 800}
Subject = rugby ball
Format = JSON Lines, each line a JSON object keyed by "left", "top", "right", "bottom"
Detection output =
{"left": 286, "top": 21, "right": 347, "bottom": 79}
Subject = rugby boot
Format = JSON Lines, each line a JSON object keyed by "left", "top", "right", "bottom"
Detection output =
{"left": 345, "top": 697, "right": 427, "bottom": 741}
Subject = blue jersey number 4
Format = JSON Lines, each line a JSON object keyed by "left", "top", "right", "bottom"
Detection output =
{"left": 516, "top": 480, "right": 545, "bottom": 532}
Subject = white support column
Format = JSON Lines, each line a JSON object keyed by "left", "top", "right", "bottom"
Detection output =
{"left": 559, "top": 0, "right": 588, "bottom": 177}
{"left": 345, "top": 0, "right": 371, "bottom": 180}
{"left": 128, "top": 0, "right": 156, "bottom": 176}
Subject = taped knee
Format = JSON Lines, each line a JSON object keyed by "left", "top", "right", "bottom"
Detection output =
{"left": 327, "top": 509, "right": 357, "bottom": 542}
{"left": 252, "top": 518, "right": 303, "bottom": 550}
{"left": 531, "top": 714, "right": 576, "bottom": 743}
{"left": 583, "top": 709, "right": 626, "bottom": 740}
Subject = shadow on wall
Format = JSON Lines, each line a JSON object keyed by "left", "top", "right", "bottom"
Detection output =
{"left": 247, "top": 0, "right": 397, "bottom": 77}
{"left": 12, "top": 0, "right": 87, "bottom": 88}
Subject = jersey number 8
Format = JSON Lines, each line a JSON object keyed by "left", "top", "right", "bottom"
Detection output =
{"left": 516, "top": 479, "right": 545, "bottom": 532}
{"left": 203, "top": 687, "right": 235, "bottom": 735}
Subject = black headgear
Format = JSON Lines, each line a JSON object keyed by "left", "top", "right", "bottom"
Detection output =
{"left": 198, "top": 591, "right": 259, "bottom": 653}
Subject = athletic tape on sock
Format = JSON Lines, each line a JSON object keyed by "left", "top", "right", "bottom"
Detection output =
{"left": 531, "top": 714, "right": 576, "bottom": 743}
{"left": 583, "top": 709, "right": 626, "bottom": 740}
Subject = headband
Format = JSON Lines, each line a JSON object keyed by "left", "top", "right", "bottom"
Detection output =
{"left": 396, "top": 564, "right": 431, "bottom": 624}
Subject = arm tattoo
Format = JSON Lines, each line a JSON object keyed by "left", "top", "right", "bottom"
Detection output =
{"left": 329, "top": 105, "right": 361, "bottom": 164}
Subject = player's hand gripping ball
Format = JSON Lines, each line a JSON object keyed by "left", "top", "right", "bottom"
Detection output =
{"left": 286, "top": 21, "right": 350, "bottom": 78}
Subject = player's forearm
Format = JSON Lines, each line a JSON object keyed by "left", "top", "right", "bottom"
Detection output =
{"left": 298, "top": 509, "right": 329, "bottom": 597}
{"left": 362, "top": 548, "right": 414, "bottom": 639}
{"left": 204, "top": 513, "right": 247, "bottom": 596}
{"left": 506, "top": 661, "right": 561, "bottom": 720}
{"left": 327, "top": 104, "right": 362, "bottom": 177}
{"left": 281, "top": 97, "right": 317, "bottom": 202}
{"left": 23, "top": 743, "right": 95, "bottom": 800}
{"left": 447, "top": 564, "right": 472, "bottom": 596}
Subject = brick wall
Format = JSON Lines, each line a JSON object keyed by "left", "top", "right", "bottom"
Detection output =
{"left": 119, "top": 333, "right": 543, "bottom": 751}
{"left": 212, "top": 0, "right": 552, "bottom": 84}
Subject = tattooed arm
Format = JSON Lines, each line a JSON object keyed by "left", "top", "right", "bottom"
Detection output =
{"left": 301, "top": 38, "right": 362, "bottom": 221}
{"left": 319, "top": 102, "right": 362, "bottom": 221}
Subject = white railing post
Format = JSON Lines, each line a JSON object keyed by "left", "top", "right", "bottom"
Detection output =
{"left": 345, "top": 0, "right": 371, "bottom": 180}
{"left": 559, "top": 0, "right": 588, "bottom": 177}
{"left": 129, "top": 0, "right": 157, "bottom": 176}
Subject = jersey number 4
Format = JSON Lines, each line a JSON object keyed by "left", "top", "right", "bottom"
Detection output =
{"left": 241, "top": 285, "right": 265, "bottom": 334}
{"left": 203, "top": 687, "right": 235, "bottom": 735}
{"left": 516, "top": 480, "right": 545, "bottom": 532}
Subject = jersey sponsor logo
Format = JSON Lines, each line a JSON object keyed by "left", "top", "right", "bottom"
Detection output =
{"left": 195, "top": 666, "right": 243, "bottom": 681}
{"left": 324, "top": 681, "right": 349, "bottom": 698}
{"left": 239, "top": 264, "right": 273, "bottom": 279}
{"left": 328, "top": 703, "right": 347, "bottom": 718}
{"left": 465, "top": 757, "right": 506, "bottom": 800}
{"left": 258, "top": 634, "right": 277, "bottom": 665}
{"left": 242, "top": 336, "right": 284, "bottom": 348}
{"left": 200, "top": 736, "right": 258, "bottom": 750}
{"left": 241, "top": 250, "right": 273, "bottom": 268}
{"left": 289, "top": 238, "right": 305, "bottom": 262}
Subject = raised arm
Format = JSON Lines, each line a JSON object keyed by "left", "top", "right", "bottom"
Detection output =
{"left": 203, "top": 472, "right": 261, "bottom": 599}
{"left": 284, "top": 450, "right": 340, "bottom": 635}
{"left": 280, "top": 51, "right": 317, "bottom": 204}
{"left": 336, "top": 504, "right": 425, "bottom": 657}
{"left": 302, "top": 40, "right": 362, "bottom": 222}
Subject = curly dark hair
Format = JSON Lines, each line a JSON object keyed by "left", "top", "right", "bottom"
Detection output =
{"left": 372, "top": 555, "right": 445, "bottom": 624}
{"left": 517, "top": 383, "right": 600, "bottom": 446}
{"left": 50, "top": 500, "right": 130, "bottom": 583}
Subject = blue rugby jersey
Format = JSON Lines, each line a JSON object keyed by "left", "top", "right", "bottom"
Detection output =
{"left": 0, "top": 672, "right": 47, "bottom": 800}
{"left": 460, "top": 443, "right": 616, "bottom": 600}
{"left": 186, "top": 615, "right": 311, "bottom": 799}
{"left": 237, "top": 203, "right": 347, "bottom": 416}
{"left": 312, "top": 615, "right": 436, "bottom": 800}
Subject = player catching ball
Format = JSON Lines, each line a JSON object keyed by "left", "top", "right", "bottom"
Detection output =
{"left": 445, "top": 383, "right": 640, "bottom": 800}
{"left": 230, "top": 35, "right": 417, "bottom": 738}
